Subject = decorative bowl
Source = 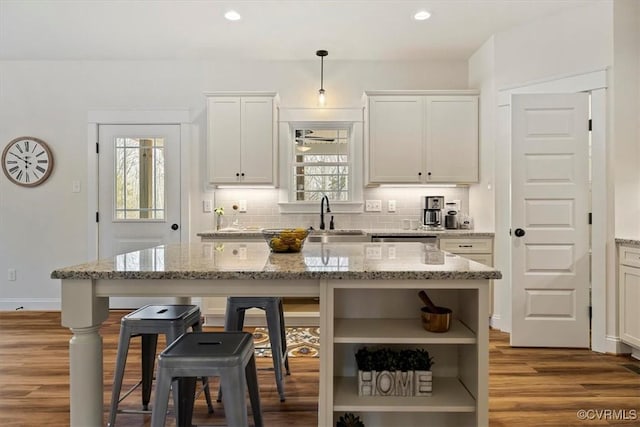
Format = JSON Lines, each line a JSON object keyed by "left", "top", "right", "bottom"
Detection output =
{"left": 262, "top": 228, "right": 310, "bottom": 253}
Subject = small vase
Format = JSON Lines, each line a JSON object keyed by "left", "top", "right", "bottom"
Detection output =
{"left": 216, "top": 215, "right": 223, "bottom": 231}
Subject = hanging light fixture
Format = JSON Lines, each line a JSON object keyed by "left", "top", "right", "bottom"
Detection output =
{"left": 316, "top": 50, "right": 328, "bottom": 106}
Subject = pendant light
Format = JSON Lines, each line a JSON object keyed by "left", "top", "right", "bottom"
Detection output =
{"left": 316, "top": 50, "right": 328, "bottom": 106}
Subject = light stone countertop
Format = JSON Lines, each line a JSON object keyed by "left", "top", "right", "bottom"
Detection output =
{"left": 615, "top": 238, "right": 640, "bottom": 248}
{"left": 196, "top": 228, "right": 495, "bottom": 239}
{"left": 51, "top": 242, "right": 501, "bottom": 281}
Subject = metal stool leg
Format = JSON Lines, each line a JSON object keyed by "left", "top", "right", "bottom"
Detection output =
{"left": 219, "top": 365, "right": 249, "bottom": 427}
{"left": 140, "top": 333, "right": 158, "bottom": 411}
{"left": 150, "top": 368, "right": 172, "bottom": 427}
{"left": 246, "top": 353, "right": 264, "bottom": 427}
{"left": 278, "top": 298, "right": 291, "bottom": 375}
{"left": 265, "top": 304, "right": 286, "bottom": 401}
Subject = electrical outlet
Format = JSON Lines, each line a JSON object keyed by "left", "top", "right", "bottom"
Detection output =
{"left": 203, "top": 200, "right": 213, "bottom": 213}
{"left": 7, "top": 269, "right": 16, "bottom": 281}
{"left": 238, "top": 200, "right": 247, "bottom": 212}
{"left": 72, "top": 180, "right": 81, "bottom": 193}
{"left": 388, "top": 200, "right": 396, "bottom": 212}
{"left": 388, "top": 245, "right": 397, "bottom": 259}
{"left": 365, "top": 200, "right": 382, "bottom": 212}
{"left": 365, "top": 245, "right": 382, "bottom": 259}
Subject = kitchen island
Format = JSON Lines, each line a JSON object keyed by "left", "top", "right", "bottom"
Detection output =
{"left": 51, "top": 241, "right": 500, "bottom": 427}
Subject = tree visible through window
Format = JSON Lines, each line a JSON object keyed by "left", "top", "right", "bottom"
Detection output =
{"left": 293, "top": 127, "right": 350, "bottom": 201}
{"left": 114, "top": 137, "right": 165, "bottom": 219}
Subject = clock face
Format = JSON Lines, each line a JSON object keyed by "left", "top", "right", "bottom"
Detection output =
{"left": 2, "top": 137, "right": 54, "bottom": 187}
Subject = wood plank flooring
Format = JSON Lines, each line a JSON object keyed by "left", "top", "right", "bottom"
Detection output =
{"left": 0, "top": 311, "right": 638, "bottom": 426}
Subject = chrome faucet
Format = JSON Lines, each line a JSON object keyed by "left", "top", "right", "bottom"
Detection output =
{"left": 319, "top": 195, "right": 331, "bottom": 230}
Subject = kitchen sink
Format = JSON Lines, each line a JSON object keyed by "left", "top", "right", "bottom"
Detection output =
{"left": 307, "top": 229, "right": 369, "bottom": 243}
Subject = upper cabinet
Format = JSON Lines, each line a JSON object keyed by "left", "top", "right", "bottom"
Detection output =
{"left": 206, "top": 92, "right": 278, "bottom": 185}
{"left": 365, "top": 91, "right": 479, "bottom": 185}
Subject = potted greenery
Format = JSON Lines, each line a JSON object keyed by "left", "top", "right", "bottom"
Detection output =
{"left": 336, "top": 412, "right": 365, "bottom": 427}
{"left": 355, "top": 347, "right": 434, "bottom": 397}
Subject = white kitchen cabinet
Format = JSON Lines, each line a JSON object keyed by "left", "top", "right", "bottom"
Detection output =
{"left": 618, "top": 245, "right": 640, "bottom": 352}
{"left": 365, "top": 91, "right": 479, "bottom": 185}
{"left": 439, "top": 237, "right": 494, "bottom": 317}
{"left": 206, "top": 92, "right": 277, "bottom": 185}
{"left": 368, "top": 96, "right": 424, "bottom": 183}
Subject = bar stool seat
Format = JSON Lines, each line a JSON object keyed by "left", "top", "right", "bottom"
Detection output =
{"left": 108, "top": 304, "right": 214, "bottom": 427}
{"left": 151, "top": 331, "right": 263, "bottom": 427}
{"left": 224, "top": 296, "right": 290, "bottom": 401}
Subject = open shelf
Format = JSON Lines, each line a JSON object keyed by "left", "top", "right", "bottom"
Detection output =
{"left": 334, "top": 318, "right": 476, "bottom": 344}
{"left": 333, "top": 376, "right": 476, "bottom": 413}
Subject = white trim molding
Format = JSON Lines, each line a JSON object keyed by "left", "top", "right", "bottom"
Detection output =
{"left": 0, "top": 298, "right": 61, "bottom": 311}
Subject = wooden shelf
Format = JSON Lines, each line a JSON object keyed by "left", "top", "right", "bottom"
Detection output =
{"left": 333, "top": 318, "right": 476, "bottom": 344}
{"left": 333, "top": 376, "right": 476, "bottom": 413}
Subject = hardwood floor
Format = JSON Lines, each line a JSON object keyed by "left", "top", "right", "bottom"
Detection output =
{"left": 0, "top": 311, "right": 638, "bottom": 426}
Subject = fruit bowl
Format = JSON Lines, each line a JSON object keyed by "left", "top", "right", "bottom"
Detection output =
{"left": 262, "top": 228, "right": 310, "bottom": 253}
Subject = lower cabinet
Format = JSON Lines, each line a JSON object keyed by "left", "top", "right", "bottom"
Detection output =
{"left": 326, "top": 281, "right": 488, "bottom": 426}
{"left": 439, "top": 237, "right": 494, "bottom": 318}
{"left": 618, "top": 245, "right": 640, "bottom": 352}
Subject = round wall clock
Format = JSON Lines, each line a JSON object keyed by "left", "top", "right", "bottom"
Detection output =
{"left": 2, "top": 136, "right": 54, "bottom": 187}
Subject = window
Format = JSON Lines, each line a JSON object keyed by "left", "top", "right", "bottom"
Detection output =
{"left": 292, "top": 127, "right": 350, "bottom": 202}
{"left": 114, "top": 137, "right": 165, "bottom": 220}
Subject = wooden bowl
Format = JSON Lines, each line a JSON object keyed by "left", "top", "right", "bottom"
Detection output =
{"left": 420, "top": 306, "right": 452, "bottom": 333}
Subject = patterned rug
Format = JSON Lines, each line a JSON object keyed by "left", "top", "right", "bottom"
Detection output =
{"left": 252, "top": 327, "right": 320, "bottom": 358}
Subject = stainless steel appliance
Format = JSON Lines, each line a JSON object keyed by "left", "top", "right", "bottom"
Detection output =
{"left": 423, "top": 196, "right": 444, "bottom": 229}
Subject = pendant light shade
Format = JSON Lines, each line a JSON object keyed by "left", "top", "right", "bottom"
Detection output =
{"left": 316, "top": 50, "right": 328, "bottom": 106}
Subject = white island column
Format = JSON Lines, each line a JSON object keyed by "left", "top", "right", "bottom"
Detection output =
{"left": 61, "top": 279, "right": 109, "bottom": 427}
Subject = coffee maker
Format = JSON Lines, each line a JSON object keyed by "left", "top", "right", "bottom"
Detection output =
{"left": 423, "top": 196, "right": 444, "bottom": 229}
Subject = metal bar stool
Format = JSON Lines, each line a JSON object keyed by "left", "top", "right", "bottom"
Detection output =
{"left": 223, "top": 296, "right": 290, "bottom": 402}
{"left": 151, "top": 331, "right": 263, "bottom": 427}
{"left": 108, "top": 304, "right": 214, "bottom": 427}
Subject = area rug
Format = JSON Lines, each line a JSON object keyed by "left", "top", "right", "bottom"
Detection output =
{"left": 252, "top": 327, "right": 320, "bottom": 358}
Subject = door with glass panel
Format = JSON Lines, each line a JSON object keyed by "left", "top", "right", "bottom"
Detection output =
{"left": 98, "top": 124, "right": 181, "bottom": 308}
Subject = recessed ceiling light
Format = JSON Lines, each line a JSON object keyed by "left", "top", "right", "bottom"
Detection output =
{"left": 414, "top": 10, "right": 431, "bottom": 21}
{"left": 224, "top": 10, "right": 241, "bottom": 21}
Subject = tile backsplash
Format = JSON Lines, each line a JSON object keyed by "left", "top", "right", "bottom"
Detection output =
{"left": 209, "top": 187, "right": 469, "bottom": 231}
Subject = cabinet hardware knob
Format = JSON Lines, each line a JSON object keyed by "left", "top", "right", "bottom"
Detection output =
{"left": 236, "top": 173, "right": 240, "bottom": 177}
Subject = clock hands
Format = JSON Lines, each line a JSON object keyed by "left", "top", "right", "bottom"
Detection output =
{"left": 9, "top": 152, "right": 32, "bottom": 165}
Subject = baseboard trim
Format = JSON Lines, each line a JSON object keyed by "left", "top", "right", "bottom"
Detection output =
{"left": 602, "top": 334, "right": 632, "bottom": 355}
{"left": 0, "top": 298, "right": 60, "bottom": 311}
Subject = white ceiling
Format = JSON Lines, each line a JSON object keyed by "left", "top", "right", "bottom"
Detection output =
{"left": 0, "top": 0, "right": 600, "bottom": 61}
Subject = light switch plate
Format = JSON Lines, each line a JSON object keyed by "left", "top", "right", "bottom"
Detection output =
{"left": 238, "top": 200, "right": 247, "bottom": 212}
{"left": 72, "top": 180, "right": 81, "bottom": 193}
{"left": 203, "top": 200, "right": 213, "bottom": 213}
{"left": 388, "top": 200, "right": 396, "bottom": 212}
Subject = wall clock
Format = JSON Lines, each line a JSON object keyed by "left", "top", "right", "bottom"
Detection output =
{"left": 2, "top": 136, "right": 54, "bottom": 187}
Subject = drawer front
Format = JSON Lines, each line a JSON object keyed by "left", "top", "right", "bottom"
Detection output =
{"left": 620, "top": 245, "right": 640, "bottom": 268}
{"left": 462, "top": 253, "right": 493, "bottom": 267}
{"left": 439, "top": 238, "right": 492, "bottom": 254}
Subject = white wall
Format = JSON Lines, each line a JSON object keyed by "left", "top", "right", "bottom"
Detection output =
{"left": 0, "top": 58, "right": 469, "bottom": 309}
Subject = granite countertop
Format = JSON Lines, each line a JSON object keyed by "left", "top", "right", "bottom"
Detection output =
{"left": 51, "top": 242, "right": 501, "bottom": 281}
{"left": 615, "top": 238, "right": 640, "bottom": 248}
{"left": 197, "top": 228, "right": 495, "bottom": 239}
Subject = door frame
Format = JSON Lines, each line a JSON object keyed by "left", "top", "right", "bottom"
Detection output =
{"left": 86, "top": 110, "right": 191, "bottom": 260}
{"left": 497, "top": 68, "right": 618, "bottom": 353}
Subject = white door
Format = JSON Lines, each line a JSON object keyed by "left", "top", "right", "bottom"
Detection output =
{"left": 98, "top": 124, "right": 182, "bottom": 308}
{"left": 511, "top": 93, "right": 590, "bottom": 348}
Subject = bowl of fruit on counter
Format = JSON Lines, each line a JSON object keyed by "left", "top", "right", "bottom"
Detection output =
{"left": 262, "top": 228, "right": 310, "bottom": 253}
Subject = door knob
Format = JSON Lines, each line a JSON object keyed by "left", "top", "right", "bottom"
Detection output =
{"left": 171, "top": 224, "right": 179, "bottom": 231}
{"left": 514, "top": 228, "right": 525, "bottom": 237}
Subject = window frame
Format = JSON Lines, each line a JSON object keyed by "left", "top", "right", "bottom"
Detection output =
{"left": 278, "top": 118, "right": 364, "bottom": 214}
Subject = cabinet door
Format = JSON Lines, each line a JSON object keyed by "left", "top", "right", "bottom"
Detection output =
{"left": 620, "top": 265, "right": 640, "bottom": 348}
{"left": 368, "top": 96, "right": 423, "bottom": 183}
{"left": 207, "top": 97, "right": 242, "bottom": 183}
{"left": 424, "top": 96, "right": 478, "bottom": 183}
{"left": 241, "top": 97, "right": 274, "bottom": 184}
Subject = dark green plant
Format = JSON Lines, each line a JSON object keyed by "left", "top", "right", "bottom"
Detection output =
{"left": 336, "top": 412, "right": 365, "bottom": 427}
{"left": 355, "top": 347, "right": 434, "bottom": 372}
